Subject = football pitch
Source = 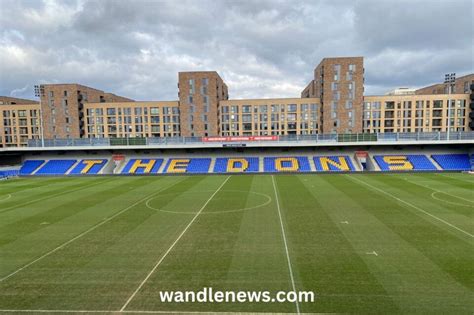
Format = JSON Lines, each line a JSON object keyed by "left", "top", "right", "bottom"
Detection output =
{"left": 0, "top": 173, "right": 472, "bottom": 314}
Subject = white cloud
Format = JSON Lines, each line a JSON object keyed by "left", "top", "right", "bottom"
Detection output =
{"left": 0, "top": 0, "right": 472, "bottom": 100}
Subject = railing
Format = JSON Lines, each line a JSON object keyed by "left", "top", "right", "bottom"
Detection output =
{"left": 25, "top": 131, "right": 474, "bottom": 148}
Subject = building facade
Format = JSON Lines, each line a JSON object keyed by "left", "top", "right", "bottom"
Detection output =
{"left": 1, "top": 57, "right": 473, "bottom": 147}
{"left": 219, "top": 98, "right": 320, "bottom": 136}
{"left": 363, "top": 94, "right": 470, "bottom": 133}
{"left": 84, "top": 101, "right": 180, "bottom": 138}
{"left": 178, "top": 71, "right": 228, "bottom": 137}
{"left": 39, "top": 84, "right": 133, "bottom": 139}
{"left": 301, "top": 57, "right": 364, "bottom": 134}
{"left": 415, "top": 74, "right": 474, "bottom": 95}
{"left": 0, "top": 97, "right": 41, "bottom": 147}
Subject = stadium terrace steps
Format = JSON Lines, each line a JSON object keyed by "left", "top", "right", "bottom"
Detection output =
{"left": 157, "top": 158, "right": 169, "bottom": 173}
{"left": 374, "top": 155, "right": 437, "bottom": 171}
{"left": 431, "top": 154, "right": 471, "bottom": 171}
{"left": 208, "top": 158, "right": 217, "bottom": 173}
{"left": 20, "top": 160, "right": 45, "bottom": 175}
{"left": 70, "top": 159, "right": 108, "bottom": 174}
{"left": 308, "top": 156, "right": 317, "bottom": 172}
{"left": 121, "top": 159, "right": 164, "bottom": 174}
{"left": 65, "top": 160, "right": 81, "bottom": 175}
{"left": 427, "top": 156, "right": 443, "bottom": 171}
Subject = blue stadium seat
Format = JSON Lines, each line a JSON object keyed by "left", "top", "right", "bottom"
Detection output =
{"left": 431, "top": 154, "right": 471, "bottom": 171}
{"left": 121, "top": 159, "right": 163, "bottom": 174}
{"left": 0, "top": 170, "right": 19, "bottom": 178}
{"left": 35, "top": 160, "right": 77, "bottom": 175}
{"left": 164, "top": 158, "right": 211, "bottom": 173}
{"left": 263, "top": 157, "right": 311, "bottom": 172}
{"left": 213, "top": 157, "right": 259, "bottom": 173}
{"left": 69, "top": 159, "right": 108, "bottom": 174}
{"left": 374, "top": 155, "right": 436, "bottom": 171}
{"left": 20, "top": 160, "right": 45, "bottom": 175}
{"left": 314, "top": 156, "right": 355, "bottom": 172}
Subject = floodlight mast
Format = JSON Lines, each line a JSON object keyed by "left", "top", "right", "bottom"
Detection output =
{"left": 444, "top": 73, "right": 456, "bottom": 140}
{"left": 34, "top": 85, "right": 45, "bottom": 147}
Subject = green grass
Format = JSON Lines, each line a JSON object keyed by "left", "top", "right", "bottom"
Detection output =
{"left": 0, "top": 173, "right": 472, "bottom": 313}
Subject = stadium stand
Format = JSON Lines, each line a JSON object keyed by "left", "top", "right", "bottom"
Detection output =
{"left": 35, "top": 159, "right": 77, "bottom": 175}
{"left": 374, "top": 155, "right": 437, "bottom": 171}
{"left": 164, "top": 158, "right": 211, "bottom": 173}
{"left": 314, "top": 156, "right": 355, "bottom": 172}
{"left": 264, "top": 157, "right": 311, "bottom": 172}
{"left": 431, "top": 154, "right": 471, "bottom": 171}
{"left": 0, "top": 170, "right": 19, "bottom": 179}
{"left": 70, "top": 159, "right": 108, "bottom": 174}
{"left": 214, "top": 157, "right": 259, "bottom": 173}
{"left": 16, "top": 152, "right": 473, "bottom": 176}
{"left": 19, "top": 160, "right": 45, "bottom": 175}
{"left": 121, "top": 159, "right": 163, "bottom": 174}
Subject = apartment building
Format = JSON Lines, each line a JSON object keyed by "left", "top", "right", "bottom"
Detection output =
{"left": 1, "top": 56, "right": 473, "bottom": 147}
{"left": 363, "top": 94, "right": 470, "bottom": 133}
{"left": 178, "top": 71, "right": 228, "bottom": 137}
{"left": 39, "top": 84, "right": 133, "bottom": 139}
{"left": 301, "top": 57, "right": 364, "bottom": 134}
{"left": 0, "top": 97, "right": 41, "bottom": 147}
{"left": 415, "top": 74, "right": 474, "bottom": 95}
{"left": 84, "top": 101, "right": 180, "bottom": 138}
{"left": 219, "top": 98, "right": 320, "bottom": 136}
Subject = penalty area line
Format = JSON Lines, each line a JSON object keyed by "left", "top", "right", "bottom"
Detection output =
{"left": 0, "top": 177, "right": 186, "bottom": 283}
{"left": 346, "top": 175, "right": 473, "bottom": 238}
{"left": 120, "top": 175, "right": 231, "bottom": 312}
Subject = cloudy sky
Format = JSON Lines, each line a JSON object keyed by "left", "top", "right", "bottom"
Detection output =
{"left": 0, "top": 0, "right": 473, "bottom": 101}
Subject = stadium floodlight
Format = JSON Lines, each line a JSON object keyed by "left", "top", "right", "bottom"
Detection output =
{"left": 34, "top": 85, "right": 45, "bottom": 147}
{"left": 444, "top": 73, "right": 455, "bottom": 140}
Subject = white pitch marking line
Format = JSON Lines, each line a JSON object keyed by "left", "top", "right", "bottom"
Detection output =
{"left": 430, "top": 191, "right": 474, "bottom": 208}
{"left": 341, "top": 221, "right": 349, "bottom": 224}
{"left": 365, "top": 251, "right": 378, "bottom": 256}
{"left": 120, "top": 176, "right": 231, "bottom": 312}
{"left": 436, "top": 172, "right": 474, "bottom": 184}
{"left": 0, "top": 179, "right": 110, "bottom": 214}
{"left": 0, "top": 194, "right": 12, "bottom": 201}
{"left": 0, "top": 178, "right": 185, "bottom": 283}
{"left": 0, "top": 310, "right": 263, "bottom": 314}
{"left": 403, "top": 177, "right": 474, "bottom": 204}
{"left": 347, "top": 175, "right": 474, "bottom": 238}
{"left": 271, "top": 175, "right": 300, "bottom": 315}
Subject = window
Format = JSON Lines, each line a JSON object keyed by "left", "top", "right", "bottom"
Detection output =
{"left": 189, "top": 79, "right": 195, "bottom": 94}
{"left": 345, "top": 101, "right": 353, "bottom": 109}
{"left": 202, "top": 78, "right": 208, "bottom": 85}
{"left": 63, "top": 90, "right": 68, "bottom": 97}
